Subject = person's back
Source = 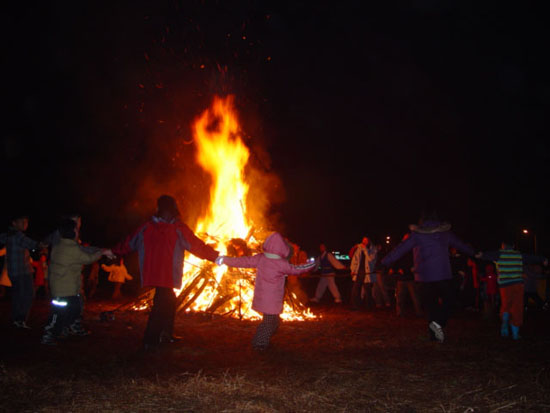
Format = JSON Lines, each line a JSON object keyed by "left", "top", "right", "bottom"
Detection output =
{"left": 50, "top": 238, "right": 102, "bottom": 298}
{"left": 218, "top": 232, "right": 316, "bottom": 350}
{"left": 0, "top": 216, "right": 41, "bottom": 328}
{"left": 4, "top": 225, "right": 37, "bottom": 280}
{"left": 112, "top": 195, "right": 219, "bottom": 350}
{"left": 384, "top": 221, "right": 473, "bottom": 282}
{"left": 381, "top": 216, "right": 475, "bottom": 343}
{"left": 41, "top": 219, "right": 107, "bottom": 345}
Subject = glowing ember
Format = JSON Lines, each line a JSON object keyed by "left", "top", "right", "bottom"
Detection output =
{"left": 177, "top": 96, "right": 316, "bottom": 321}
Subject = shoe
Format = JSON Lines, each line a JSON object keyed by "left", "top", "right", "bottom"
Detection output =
{"left": 501, "top": 312, "right": 510, "bottom": 337}
{"left": 429, "top": 321, "right": 445, "bottom": 343}
{"left": 41, "top": 333, "right": 57, "bottom": 346}
{"left": 334, "top": 299, "right": 342, "bottom": 304}
{"left": 309, "top": 298, "right": 320, "bottom": 304}
{"left": 13, "top": 321, "right": 31, "bottom": 329}
{"left": 510, "top": 325, "right": 521, "bottom": 340}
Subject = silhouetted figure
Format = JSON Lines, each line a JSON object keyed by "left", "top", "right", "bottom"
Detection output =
{"left": 112, "top": 195, "right": 219, "bottom": 351}
{"left": 41, "top": 219, "right": 112, "bottom": 345}
{"left": 381, "top": 214, "right": 474, "bottom": 343}
{"left": 0, "top": 215, "right": 45, "bottom": 329}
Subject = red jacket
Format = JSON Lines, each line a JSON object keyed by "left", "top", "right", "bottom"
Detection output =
{"left": 113, "top": 216, "right": 218, "bottom": 289}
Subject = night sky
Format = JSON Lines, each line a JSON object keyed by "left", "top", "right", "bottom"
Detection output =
{"left": 3, "top": 1, "right": 549, "bottom": 256}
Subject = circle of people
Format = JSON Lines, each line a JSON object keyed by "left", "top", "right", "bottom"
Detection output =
{"left": 1, "top": 195, "right": 547, "bottom": 350}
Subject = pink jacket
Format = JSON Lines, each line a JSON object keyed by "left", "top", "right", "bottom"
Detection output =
{"left": 223, "top": 233, "right": 316, "bottom": 315}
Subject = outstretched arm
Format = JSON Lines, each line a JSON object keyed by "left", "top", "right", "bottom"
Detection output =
{"left": 282, "top": 259, "right": 317, "bottom": 275}
{"left": 522, "top": 253, "right": 548, "bottom": 266}
{"left": 327, "top": 253, "right": 346, "bottom": 270}
{"left": 448, "top": 233, "right": 474, "bottom": 256}
{"left": 177, "top": 223, "right": 219, "bottom": 262}
{"left": 381, "top": 236, "right": 416, "bottom": 267}
{"left": 222, "top": 254, "right": 262, "bottom": 269}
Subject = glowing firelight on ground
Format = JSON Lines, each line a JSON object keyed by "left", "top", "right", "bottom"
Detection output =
{"left": 176, "top": 96, "right": 315, "bottom": 321}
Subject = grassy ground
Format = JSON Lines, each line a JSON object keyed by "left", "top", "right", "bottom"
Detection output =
{"left": 1, "top": 298, "right": 549, "bottom": 412}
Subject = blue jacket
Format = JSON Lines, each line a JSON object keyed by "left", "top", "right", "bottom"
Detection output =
{"left": 381, "top": 221, "right": 474, "bottom": 283}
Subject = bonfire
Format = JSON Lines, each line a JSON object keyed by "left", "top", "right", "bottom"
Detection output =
{"left": 130, "top": 96, "right": 315, "bottom": 321}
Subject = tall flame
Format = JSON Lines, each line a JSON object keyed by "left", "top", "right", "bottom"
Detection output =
{"left": 193, "top": 96, "right": 250, "bottom": 240}
{"left": 178, "top": 96, "right": 315, "bottom": 321}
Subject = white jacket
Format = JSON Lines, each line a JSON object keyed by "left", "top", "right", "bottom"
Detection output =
{"left": 350, "top": 244, "right": 377, "bottom": 283}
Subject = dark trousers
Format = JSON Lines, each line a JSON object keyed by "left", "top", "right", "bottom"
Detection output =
{"left": 9, "top": 273, "right": 34, "bottom": 322}
{"left": 396, "top": 280, "right": 422, "bottom": 316}
{"left": 44, "top": 296, "right": 81, "bottom": 336}
{"left": 252, "top": 313, "right": 280, "bottom": 349}
{"left": 417, "top": 279, "right": 454, "bottom": 328}
{"left": 351, "top": 273, "right": 366, "bottom": 309}
{"left": 143, "top": 287, "right": 176, "bottom": 346}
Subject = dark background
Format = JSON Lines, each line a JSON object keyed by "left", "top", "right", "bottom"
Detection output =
{"left": 2, "top": 1, "right": 548, "bottom": 256}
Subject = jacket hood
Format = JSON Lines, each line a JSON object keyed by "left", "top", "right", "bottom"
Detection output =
{"left": 409, "top": 220, "right": 451, "bottom": 234}
{"left": 263, "top": 232, "right": 290, "bottom": 258}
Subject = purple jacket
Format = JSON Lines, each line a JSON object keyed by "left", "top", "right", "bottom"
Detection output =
{"left": 381, "top": 221, "right": 474, "bottom": 283}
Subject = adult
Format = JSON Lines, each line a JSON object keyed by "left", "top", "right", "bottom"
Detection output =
{"left": 0, "top": 215, "right": 45, "bottom": 328}
{"left": 372, "top": 243, "right": 392, "bottom": 309}
{"left": 350, "top": 237, "right": 377, "bottom": 310}
{"left": 112, "top": 195, "right": 219, "bottom": 350}
{"left": 381, "top": 214, "right": 474, "bottom": 343}
{"left": 310, "top": 243, "right": 345, "bottom": 304}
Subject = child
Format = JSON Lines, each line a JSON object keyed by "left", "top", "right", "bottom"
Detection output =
{"left": 480, "top": 263, "right": 498, "bottom": 314}
{"left": 479, "top": 242, "right": 547, "bottom": 340}
{"left": 0, "top": 247, "right": 11, "bottom": 298}
{"left": 41, "top": 219, "right": 112, "bottom": 345}
{"left": 31, "top": 253, "right": 48, "bottom": 298}
{"left": 102, "top": 258, "right": 133, "bottom": 299}
{"left": 216, "top": 232, "right": 317, "bottom": 351}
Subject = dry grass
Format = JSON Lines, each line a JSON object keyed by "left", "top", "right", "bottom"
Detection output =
{"left": 1, "top": 361, "right": 549, "bottom": 412}
{"left": 1, "top": 301, "right": 549, "bottom": 412}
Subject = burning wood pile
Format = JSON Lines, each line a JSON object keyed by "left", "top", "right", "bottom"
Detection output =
{"left": 127, "top": 96, "right": 315, "bottom": 321}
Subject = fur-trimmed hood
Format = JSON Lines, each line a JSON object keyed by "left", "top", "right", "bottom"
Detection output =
{"left": 409, "top": 220, "right": 451, "bottom": 234}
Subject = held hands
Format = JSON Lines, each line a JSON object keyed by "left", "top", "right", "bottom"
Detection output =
{"left": 215, "top": 256, "right": 225, "bottom": 266}
{"left": 102, "top": 249, "right": 116, "bottom": 260}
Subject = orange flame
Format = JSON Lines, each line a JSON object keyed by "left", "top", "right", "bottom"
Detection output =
{"left": 178, "top": 96, "right": 315, "bottom": 321}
